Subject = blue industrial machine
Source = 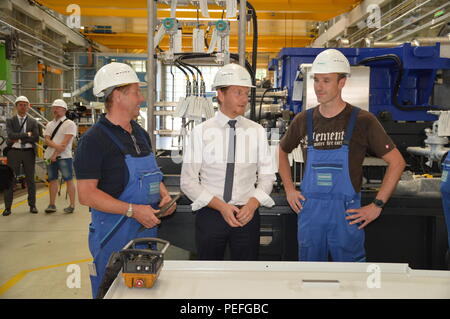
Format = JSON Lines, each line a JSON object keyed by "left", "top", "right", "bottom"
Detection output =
{"left": 269, "top": 44, "right": 450, "bottom": 269}
{"left": 272, "top": 44, "right": 450, "bottom": 121}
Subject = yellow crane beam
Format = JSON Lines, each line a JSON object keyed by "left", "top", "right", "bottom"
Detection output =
{"left": 46, "top": 6, "right": 337, "bottom": 21}
{"left": 40, "top": 0, "right": 360, "bottom": 16}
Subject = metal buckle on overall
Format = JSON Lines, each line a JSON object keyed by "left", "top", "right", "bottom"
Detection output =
{"left": 88, "top": 263, "right": 97, "bottom": 277}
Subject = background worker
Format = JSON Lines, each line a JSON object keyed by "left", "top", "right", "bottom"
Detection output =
{"left": 43, "top": 99, "right": 77, "bottom": 214}
{"left": 2, "top": 96, "right": 40, "bottom": 216}
{"left": 74, "top": 62, "right": 176, "bottom": 298}
{"left": 278, "top": 49, "right": 406, "bottom": 262}
{"left": 181, "top": 63, "right": 276, "bottom": 260}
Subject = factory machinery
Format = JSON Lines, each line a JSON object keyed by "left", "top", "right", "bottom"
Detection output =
{"left": 272, "top": 43, "right": 450, "bottom": 168}
{"left": 156, "top": 36, "right": 450, "bottom": 270}
{"left": 256, "top": 42, "right": 450, "bottom": 270}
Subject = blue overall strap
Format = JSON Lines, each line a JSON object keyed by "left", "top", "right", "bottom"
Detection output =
{"left": 342, "top": 107, "right": 360, "bottom": 146}
{"left": 306, "top": 108, "right": 315, "bottom": 146}
{"left": 96, "top": 121, "right": 128, "bottom": 154}
{"left": 94, "top": 122, "right": 129, "bottom": 248}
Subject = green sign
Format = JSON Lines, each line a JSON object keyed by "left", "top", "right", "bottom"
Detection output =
{"left": 0, "top": 43, "right": 12, "bottom": 95}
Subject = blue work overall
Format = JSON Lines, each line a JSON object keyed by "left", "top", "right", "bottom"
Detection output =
{"left": 298, "top": 107, "right": 366, "bottom": 262}
{"left": 440, "top": 153, "right": 450, "bottom": 253}
{"left": 88, "top": 122, "right": 162, "bottom": 298}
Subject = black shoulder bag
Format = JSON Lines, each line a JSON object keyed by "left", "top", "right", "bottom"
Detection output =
{"left": 44, "top": 118, "right": 68, "bottom": 150}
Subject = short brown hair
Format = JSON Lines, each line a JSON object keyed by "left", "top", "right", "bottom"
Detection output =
{"left": 337, "top": 73, "right": 347, "bottom": 81}
{"left": 216, "top": 87, "right": 229, "bottom": 105}
{"left": 104, "top": 85, "right": 131, "bottom": 111}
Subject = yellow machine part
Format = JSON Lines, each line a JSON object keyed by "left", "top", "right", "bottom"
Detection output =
{"left": 122, "top": 273, "right": 159, "bottom": 288}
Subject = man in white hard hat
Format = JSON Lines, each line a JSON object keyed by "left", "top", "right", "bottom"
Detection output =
{"left": 74, "top": 62, "right": 176, "bottom": 298}
{"left": 181, "top": 63, "right": 276, "bottom": 260}
{"left": 2, "top": 96, "right": 40, "bottom": 216}
{"left": 278, "top": 49, "right": 406, "bottom": 262}
{"left": 43, "top": 98, "right": 78, "bottom": 214}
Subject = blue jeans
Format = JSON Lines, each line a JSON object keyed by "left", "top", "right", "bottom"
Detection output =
{"left": 47, "top": 158, "right": 74, "bottom": 181}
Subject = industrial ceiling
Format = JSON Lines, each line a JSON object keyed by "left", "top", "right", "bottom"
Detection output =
{"left": 37, "top": 0, "right": 361, "bottom": 54}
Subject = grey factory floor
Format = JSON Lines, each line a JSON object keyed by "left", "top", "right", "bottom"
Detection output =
{"left": 0, "top": 180, "right": 191, "bottom": 299}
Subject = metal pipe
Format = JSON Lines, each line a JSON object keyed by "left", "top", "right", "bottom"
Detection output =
{"left": 18, "top": 46, "right": 70, "bottom": 70}
{"left": 337, "top": 38, "right": 350, "bottom": 48}
{"left": 372, "top": 42, "right": 405, "bottom": 48}
{"left": 17, "top": 65, "right": 21, "bottom": 97}
{"left": 351, "top": 0, "right": 435, "bottom": 46}
{"left": 386, "top": 2, "right": 450, "bottom": 41}
{"left": 363, "top": 38, "right": 404, "bottom": 48}
{"left": 0, "top": 18, "right": 65, "bottom": 54}
{"left": 407, "top": 146, "right": 449, "bottom": 162}
{"left": 407, "top": 146, "right": 434, "bottom": 157}
{"left": 13, "top": 70, "right": 44, "bottom": 73}
{"left": 254, "top": 90, "right": 288, "bottom": 98}
{"left": 19, "top": 38, "right": 65, "bottom": 62}
{"left": 71, "top": 81, "right": 93, "bottom": 97}
{"left": 238, "top": 0, "right": 246, "bottom": 67}
{"left": 73, "top": 52, "right": 77, "bottom": 104}
{"left": 347, "top": 0, "right": 414, "bottom": 45}
{"left": 392, "top": 11, "right": 450, "bottom": 42}
{"left": 147, "top": 0, "right": 157, "bottom": 149}
{"left": 11, "top": 87, "right": 64, "bottom": 91}
{"left": 411, "top": 36, "right": 450, "bottom": 46}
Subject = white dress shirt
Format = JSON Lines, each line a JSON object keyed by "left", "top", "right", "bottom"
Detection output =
{"left": 12, "top": 115, "right": 33, "bottom": 149}
{"left": 43, "top": 116, "right": 78, "bottom": 159}
{"left": 181, "top": 110, "right": 277, "bottom": 211}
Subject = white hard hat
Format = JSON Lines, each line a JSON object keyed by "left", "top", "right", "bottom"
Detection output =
{"left": 311, "top": 49, "right": 351, "bottom": 75}
{"left": 52, "top": 99, "right": 68, "bottom": 110}
{"left": 212, "top": 63, "right": 255, "bottom": 90}
{"left": 15, "top": 96, "right": 30, "bottom": 105}
{"left": 93, "top": 62, "right": 146, "bottom": 97}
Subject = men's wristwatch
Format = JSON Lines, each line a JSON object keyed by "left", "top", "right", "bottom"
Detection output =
{"left": 125, "top": 203, "right": 134, "bottom": 218}
{"left": 372, "top": 198, "right": 385, "bottom": 208}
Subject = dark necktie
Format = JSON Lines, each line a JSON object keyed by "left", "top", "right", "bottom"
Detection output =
{"left": 223, "top": 120, "right": 237, "bottom": 203}
{"left": 20, "top": 117, "right": 26, "bottom": 148}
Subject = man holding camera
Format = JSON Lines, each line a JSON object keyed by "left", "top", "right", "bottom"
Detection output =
{"left": 43, "top": 98, "right": 77, "bottom": 214}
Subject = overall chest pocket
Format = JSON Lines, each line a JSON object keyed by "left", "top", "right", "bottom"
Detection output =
{"left": 310, "top": 163, "right": 344, "bottom": 193}
{"left": 442, "top": 161, "right": 450, "bottom": 182}
{"left": 137, "top": 171, "right": 163, "bottom": 204}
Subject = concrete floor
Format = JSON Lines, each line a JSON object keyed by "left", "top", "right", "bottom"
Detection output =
{"left": 0, "top": 181, "right": 190, "bottom": 299}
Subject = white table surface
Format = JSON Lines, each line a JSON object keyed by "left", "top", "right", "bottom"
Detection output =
{"left": 104, "top": 260, "right": 450, "bottom": 299}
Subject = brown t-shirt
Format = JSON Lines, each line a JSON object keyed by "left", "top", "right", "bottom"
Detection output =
{"left": 280, "top": 103, "right": 396, "bottom": 192}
